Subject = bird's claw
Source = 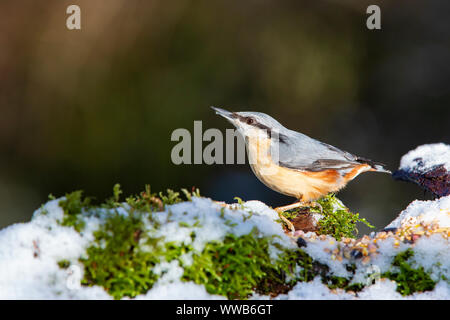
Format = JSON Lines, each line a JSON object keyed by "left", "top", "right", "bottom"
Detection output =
{"left": 278, "top": 213, "right": 296, "bottom": 234}
{"left": 308, "top": 201, "right": 323, "bottom": 213}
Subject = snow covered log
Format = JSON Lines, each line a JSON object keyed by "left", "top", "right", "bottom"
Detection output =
{"left": 0, "top": 189, "right": 448, "bottom": 299}
{"left": 393, "top": 143, "right": 450, "bottom": 197}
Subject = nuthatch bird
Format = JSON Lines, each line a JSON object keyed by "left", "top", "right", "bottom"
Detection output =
{"left": 212, "top": 107, "right": 391, "bottom": 218}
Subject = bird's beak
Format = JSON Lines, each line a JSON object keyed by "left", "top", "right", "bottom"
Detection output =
{"left": 211, "top": 106, "right": 235, "bottom": 122}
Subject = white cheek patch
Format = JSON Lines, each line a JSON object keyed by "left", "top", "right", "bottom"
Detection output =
{"left": 244, "top": 127, "right": 269, "bottom": 139}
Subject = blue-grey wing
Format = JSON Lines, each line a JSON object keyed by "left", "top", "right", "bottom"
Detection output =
{"left": 272, "top": 131, "right": 359, "bottom": 172}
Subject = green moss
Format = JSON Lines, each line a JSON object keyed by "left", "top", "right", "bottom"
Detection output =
{"left": 346, "top": 282, "right": 365, "bottom": 292}
{"left": 80, "top": 212, "right": 161, "bottom": 299}
{"left": 277, "top": 194, "right": 374, "bottom": 240}
{"left": 164, "top": 242, "right": 193, "bottom": 262}
{"left": 79, "top": 213, "right": 317, "bottom": 300}
{"left": 158, "top": 187, "right": 200, "bottom": 205}
{"left": 382, "top": 249, "right": 436, "bottom": 296}
{"left": 79, "top": 209, "right": 197, "bottom": 300}
{"left": 102, "top": 183, "right": 123, "bottom": 209}
{"left": 182, "top": 229, "right": 309, "bottom": 299}
{"left": 298, "top": 260, "right": 365, "bottom": 293}
{"left": 314, "top": 194, "right": 374, "bottom": 240}
{"left": 326, "top": 276, "right": 348, "bottom": 290}
{"left": 125, "top": 185, "right": 164, "bottom": 213}
{"left": 181, "top": 188, "right": 201, "bottom": 201}
{"left": 325, "top": 276, "right": 364, "bottom": 292}
{"left": 54, "top": 186, "right": 374, "bottom": 299}
{"left": 124, "top": 185, "right": 201, "bottom": 213}
{"left": 158, "top": 189, "right": 183, "bottom": 205}
{"left": 233, "top": 197, "right": 246, "bottom": 209}
{"left": 279, "top": 210, "right": 300, "bottom": 221}
{"left": 74, "top": 185, "right": 205, "bottom": 300}
{"left": 57, "top": 259, "right": 71, "bottom": 269}
{"left": 39, "top": 204, "right": 49, "bottom": 216}
{"left": 54, "top": 185, "right": 438, "bottom": 300}
{"left": 58, "top": 190, "right": 91, "bottom": 232}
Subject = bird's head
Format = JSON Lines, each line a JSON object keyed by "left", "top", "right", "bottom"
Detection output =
{"left": 211, "top": 107, "right": 285, "bottom": 140}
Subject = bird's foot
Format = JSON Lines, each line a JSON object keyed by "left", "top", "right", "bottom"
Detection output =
{"left": 274, "top": 202, "right": 304, "bottom": 213}
{"left": 274, "top": 201, "right": 321, "bottom": 213}
{"left": 308, "top": 201, "right": 323, "bottom": 213}
{"left": 277, "top": 213, "right": 296, "bottom": 234}
{"left": 274, "top": 202, "right": 304, "bottom": 234}
{"left": 274, "top": 200, "right": 325, "bottom": 234}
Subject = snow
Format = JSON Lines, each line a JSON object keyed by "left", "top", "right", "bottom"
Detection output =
{"left": 399, "top": 143, "right": 450, "bottom": 172}
{"left": 410, "top": 233, "right": 450, "bottom": 282}
{"left": 0, "top": 200, "right": 110, "bottom": 299}
{"left": 150, "top": 197, "right": 294, "bottom": 254}
{"left": 138, "top": 259, "right": 227, "bottom": 300}
{"left": 357, "top": 278, "right": 450, "bottom": 300}
{"left": 135, "top": 282, "right": 226, "bottom": 300}
{"left": 356, "top": 279, "right": 403, "bottom": 300}
{"left": 275, "top": 277, "right": 354, "bottom": 300}
{"left": 0, "top": 197, "right": 292, "bottom": 299}
{"left": 302, "top": 236, "right": 352, "bottom": 278}
{"left": 409, "top": 281, "right": 450, "bottom": 300}
{"left": 386, "top": 195, "right": 450, "bottom": 229}
{"left": 0, "top": 190, "right": 448, "bottom": 299}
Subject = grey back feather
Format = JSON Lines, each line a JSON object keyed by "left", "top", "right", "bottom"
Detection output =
{"left": 271, "top": 128, "right": 360, "bottom": 171}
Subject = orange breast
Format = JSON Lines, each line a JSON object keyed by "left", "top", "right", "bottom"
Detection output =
{"left": 245, "top": 134, "right": 347, "bottom": 202}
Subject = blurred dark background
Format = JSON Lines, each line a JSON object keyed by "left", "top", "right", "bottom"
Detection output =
{"left": 0, "top": 0, "right": 449, "bottom": 233}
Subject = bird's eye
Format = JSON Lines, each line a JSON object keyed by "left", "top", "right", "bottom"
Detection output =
{"left": 246, "top": 117, "right": 255, "bottom": 125}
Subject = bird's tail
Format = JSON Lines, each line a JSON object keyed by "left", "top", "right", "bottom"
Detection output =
{"left": 357, "top": 157, "right": 392, "bottom": 174}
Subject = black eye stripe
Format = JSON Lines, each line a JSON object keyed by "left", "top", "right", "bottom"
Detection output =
{"left": 232, "top": 114, "right": 253, "bottom": 124}
{"left": 237, "top": 115, "right": 266, "bottom": 129}
{"left": 231, "top": 113, "right": 287, "bottom": 143}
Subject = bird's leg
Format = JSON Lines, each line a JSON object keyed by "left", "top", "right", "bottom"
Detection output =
{"left": 308, "top": 201, "right": 323, "bottom": 213}
{"left": 275, "top": 200, "right": 323, "bottom": 214}
{"left": 274, "top": 202, "right": 304, "bottom": 234}
{"left": 274, "top": 202, "right": 305, "bottom": 213}
{"left": 274, "top": 199, "right": 324, "bottom": 232}
{"left": 278, "top": 214, "right": 295, "bottom": 234}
